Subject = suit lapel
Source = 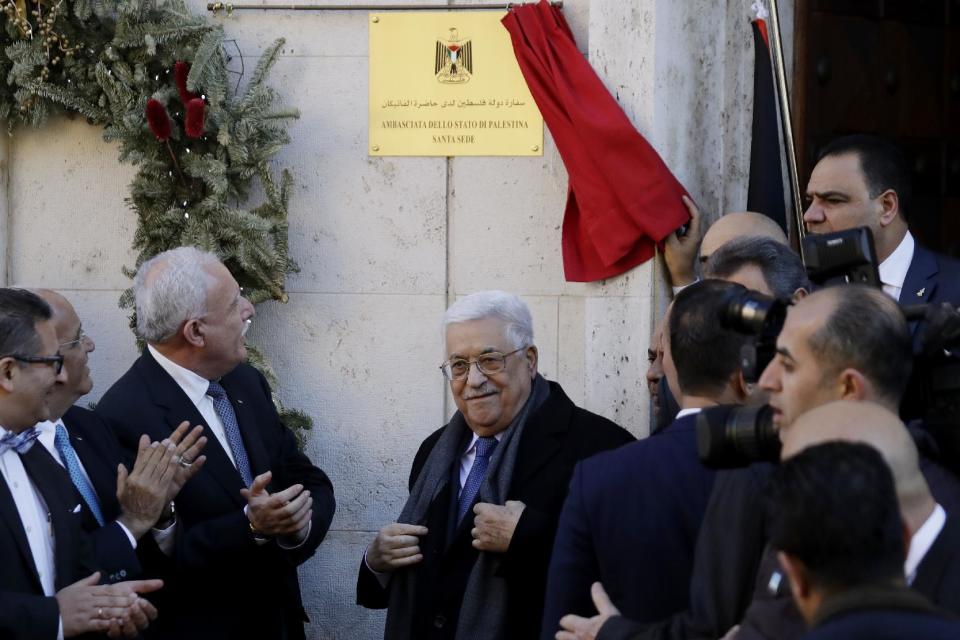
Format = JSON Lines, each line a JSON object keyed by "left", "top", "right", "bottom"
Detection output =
{"left": 62, "top": 410, "right": 118, "bottom": 520}
{"left": 137, "top": 350, "right": 246, "bottom": 505}
{"left": 0, "top": 468, "right": 42, "bottom": 590}
{"left": 20, "top": 446, "right": 79, "bottom": 590}
{"left": 510, "top": 384, "right": 570, "bottom": 490}
{"left": 902, "top": 246, "right": 938, "bottom": 309}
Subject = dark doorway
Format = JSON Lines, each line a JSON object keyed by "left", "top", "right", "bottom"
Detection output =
{"left": 792, "top": 0, "right": 960, "bottom": 257}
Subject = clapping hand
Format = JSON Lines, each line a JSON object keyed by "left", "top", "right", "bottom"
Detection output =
{"left": 56, "top": 572, "right": 163, "bottom": 638}
{"left": 241, "top": 471, "right": 313, "bottom": 538}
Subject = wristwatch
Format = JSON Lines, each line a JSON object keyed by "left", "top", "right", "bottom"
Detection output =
{"left": 154, "top": 501, "right": 176, "bottom": 530}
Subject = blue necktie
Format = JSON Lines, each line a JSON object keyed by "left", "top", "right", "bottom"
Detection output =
{"left": 54, "top": 423, "right": 105, "bottom": 526}
{"left": 206, "top": 381, "right": 254, "bottom": 487}
{"left": 457, "top": 436, "right": 498, "bottom": 525}
{"left": 0, "top": 427, "right": 40, "bottom": 455}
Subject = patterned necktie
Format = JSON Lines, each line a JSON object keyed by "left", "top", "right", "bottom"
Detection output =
{"left": 53, "top": 423, "right": 105, "bottom": 526}
{"left": 457, "top": 436, "right": 498, "bottom": 525}
{"left": 206, "top": 381, "right": 254, "bottom": 487}
{"left": 0, "top": 427, "right": 40, "bottom": 455}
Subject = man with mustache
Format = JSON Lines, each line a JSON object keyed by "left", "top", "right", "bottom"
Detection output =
{"left": 357, "top": 290, "right": 634, "bottom": 640}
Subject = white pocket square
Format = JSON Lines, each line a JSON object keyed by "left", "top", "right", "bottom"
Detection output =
{"left": 71, "top": 504, "right": 81, "bottom": 513}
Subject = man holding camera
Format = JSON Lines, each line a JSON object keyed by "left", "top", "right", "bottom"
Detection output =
{"left": 803, "top": 135, "right": 960, "bottom": 309}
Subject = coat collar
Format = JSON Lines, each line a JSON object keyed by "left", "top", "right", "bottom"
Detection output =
{"left": 901, "top": 243, "right": 939, "bottom": 306}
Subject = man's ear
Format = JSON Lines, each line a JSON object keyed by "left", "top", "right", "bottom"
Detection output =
{"left": 778, "top": 550, "right": 810, "bottom": 600}
{"left": 0, "top": 357, "right": 17, "bottom": 393}
{"left": 791, "top": 287, "right": 808, "bottom": 302}
{"left": 877, "top": 189, "right": 900, "bottom": 227}
{"left": 837, "top": 368, "right": 869, "bottom": 401}
{"left": 524, "top": 345, "right": 539, "bottom": 377}
{"left": 181, "top": 319, "right": 204, "bottom": 348}
{"left": 732, "top": 369, "right": 750, "bottom": 402}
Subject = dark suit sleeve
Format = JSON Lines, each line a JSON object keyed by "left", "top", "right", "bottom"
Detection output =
{"left": 0, "top": 592, "right": 60, "bottom": 639}
{"left": 85, "top": 522, "right": 141, "bottom": 583}
{"left": 597, "top": 467, "right": 770, "bottom": 640}
{"left": 172, "top": 372, "right": 335, "bottom": 571}
{"left": 540, "top": 462, "right": 598, "bottom": 640}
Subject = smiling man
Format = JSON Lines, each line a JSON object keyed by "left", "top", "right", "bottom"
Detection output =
{"left": 357, "top": 290, "right": 633, "bottom": 640}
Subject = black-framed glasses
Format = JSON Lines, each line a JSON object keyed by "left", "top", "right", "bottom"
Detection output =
{"left": 440, "top": 347, "right": 526, "bottom": 381}
{"left": 59, "top": 328, "right": 92, "bottom": 350}
{"left": 1, "top": 354, "right": 65, "bottom": 375}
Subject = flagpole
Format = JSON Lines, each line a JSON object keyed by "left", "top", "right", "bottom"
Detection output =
{"left": 766, "top": 0, "right": 806, "bottom": 253}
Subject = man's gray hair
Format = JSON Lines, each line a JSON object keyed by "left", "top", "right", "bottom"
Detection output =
{"left": 703, "top": 236, "right": 811, "bottom": 299}
{"left": 134, "top": 246, "right": 222, "bottom": 344}
{"left": 443, "top": 290, "right": 534, "bottom": 350}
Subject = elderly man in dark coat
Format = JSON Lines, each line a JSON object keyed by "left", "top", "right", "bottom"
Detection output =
{"left": 357, "top": 290, "right": 634, "bottom": 640}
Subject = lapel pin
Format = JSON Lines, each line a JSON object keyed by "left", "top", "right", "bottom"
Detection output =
{"left": 917, "top": 287, "right": 926, "bottom": 298}
{"left": 237, "top": 399, "right": 243, "bottom": 404}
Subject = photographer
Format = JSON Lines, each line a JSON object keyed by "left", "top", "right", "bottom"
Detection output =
{"left": 568, "top": 285, "right": 960, "bottom": 640}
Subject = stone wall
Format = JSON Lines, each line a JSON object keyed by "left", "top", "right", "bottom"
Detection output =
{"left": 0, "top": 0, "right": 793, "bottom": 637}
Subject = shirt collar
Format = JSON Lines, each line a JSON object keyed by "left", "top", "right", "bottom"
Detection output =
{"left": 878, "top": 231, "right": 915, "bottom": 290}
{"left": 905, "top": 503, "right": 946, "bottom": 583}
{"left": 35, "top": 420, "right": 60, "bottom": 452}
{"left": 463, "top": 430, "right": 505, "bottom": 455}
{"left": 148, "top": 344, "right": 213, "bottom": 406}
{"left": 675, "top": 407, "right": 703, "bottom": 419}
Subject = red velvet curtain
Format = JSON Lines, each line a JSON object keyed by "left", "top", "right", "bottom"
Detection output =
{"left": 503, "top": 1, "right": 691, "bottom": 282}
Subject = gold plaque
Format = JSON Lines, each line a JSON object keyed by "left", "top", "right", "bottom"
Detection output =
{"left": 369, "top": 11, "right": 543, "bottom": 157}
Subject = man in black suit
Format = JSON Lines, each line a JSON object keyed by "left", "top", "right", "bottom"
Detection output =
{"left": 357, "top": 290, "right": 634, "bottom": 640}
{"left": 545, "top": 280, "right": 751, "bottom": 639}
{"left": 767, "top": 438, "right": 960, "bottom": 640}
{"left": 0, "top": 288, "right": 162, "bottom": 639}
{"left": 96, "top": 246, "right": 336, "bottom": 640}
{"left": 31, "top": 289, "right": 207, "bottom": 584}
{"left": 803, "top": 134, "right": 960, "bottom": 312}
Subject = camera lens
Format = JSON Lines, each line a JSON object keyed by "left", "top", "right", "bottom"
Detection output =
{"left": 697, "top": 404, "right": 780, "bottom": 469}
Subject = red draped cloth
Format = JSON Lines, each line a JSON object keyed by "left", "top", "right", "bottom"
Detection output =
{"left": 502, "top": 1, "right": 691, "bottom": 282}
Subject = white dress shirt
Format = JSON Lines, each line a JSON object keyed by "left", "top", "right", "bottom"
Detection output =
{"left": 905, "top": 502, "right": 946, "bottom": 585}
{"left": 149, "top": 345, "right": 308, "bottom": 550}
{"left": 0, "top": 426, "right": 64, "bottom": 640}
{"left": 148, "top": 345, "right": 237, "bottom": 468}
{"left": 878, "top": 231, "right": 915, "bottom": 302}
{"left": 674, "top": 407, "right": 703, "bottom": 420}
{"left": 35, "top": 420, "right": 137, "bottom": 549}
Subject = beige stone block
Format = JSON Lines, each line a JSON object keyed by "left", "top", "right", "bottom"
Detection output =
{"left": 8, "top": 118, "right": 137, "bottom": 290}
{"left": 298, "top": 530, "right": 386, "bottom": 639}
{"left": 268, "top": 55, "right": 448, "bottom": 295}
{"left": 247, "top": 293, "right": 447, "bottom": 531}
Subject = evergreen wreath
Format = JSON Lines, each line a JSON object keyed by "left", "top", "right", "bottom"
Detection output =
{"left": 1, "top": 0, "right": 312, "bottom": 443}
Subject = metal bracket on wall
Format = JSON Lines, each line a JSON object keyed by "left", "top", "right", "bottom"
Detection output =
{"left": 208, "top": 2, "right": 561, "bottom": 13}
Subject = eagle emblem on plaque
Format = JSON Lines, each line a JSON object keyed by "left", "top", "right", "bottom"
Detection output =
{"left": 435, "top": 28, "right": 473, "bottom": 84}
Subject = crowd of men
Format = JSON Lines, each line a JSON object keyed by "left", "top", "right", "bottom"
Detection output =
{"left": 2, "top": 133, "right": 959, "bottom": 639}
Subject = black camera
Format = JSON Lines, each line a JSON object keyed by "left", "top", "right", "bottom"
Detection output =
{"left": 802, "top": 227, "right": 881, "bottom": 288}
{"left": 719, "top": 289, "right": 790, "bottom": 382}
{"left": 696, "top": 404, "right": 780, "bottom": 469}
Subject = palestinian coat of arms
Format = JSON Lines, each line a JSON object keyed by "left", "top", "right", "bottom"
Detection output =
{"left": 435, "top": 27, "right": 472, "bottom": 84}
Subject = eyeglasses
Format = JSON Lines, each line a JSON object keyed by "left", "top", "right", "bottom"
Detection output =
{"left": 59, "top": 328, "right": 92, "bottom": 350}
{"left": 2, "top": 354, "right": 65, "bottom": 375}
{"left": 440, "top": 348, "right": 526, "bottom": 381}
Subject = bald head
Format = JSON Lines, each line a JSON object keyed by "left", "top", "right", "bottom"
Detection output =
{"left": 28, "top": 288, "right": 96, "bottom": 419}
{"left": 782, "top": 400, "right": 933, "bottom": 532}
{"left": 700, "top": 212, "right": 788, "bottom": 261}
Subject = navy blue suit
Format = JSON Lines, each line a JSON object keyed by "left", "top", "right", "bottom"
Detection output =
{"left": 900, "top": 244, "right": 960, "bottom": 312}
{"left": 541, "top": 412, "right": 716, "bottom": 639}
{"left": 59, "top": 406, "right": 142, "bottom": 584}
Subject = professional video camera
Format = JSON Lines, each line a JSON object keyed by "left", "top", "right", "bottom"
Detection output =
{"left": 698, "top": 227, "right": 888, "bottom": 469}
